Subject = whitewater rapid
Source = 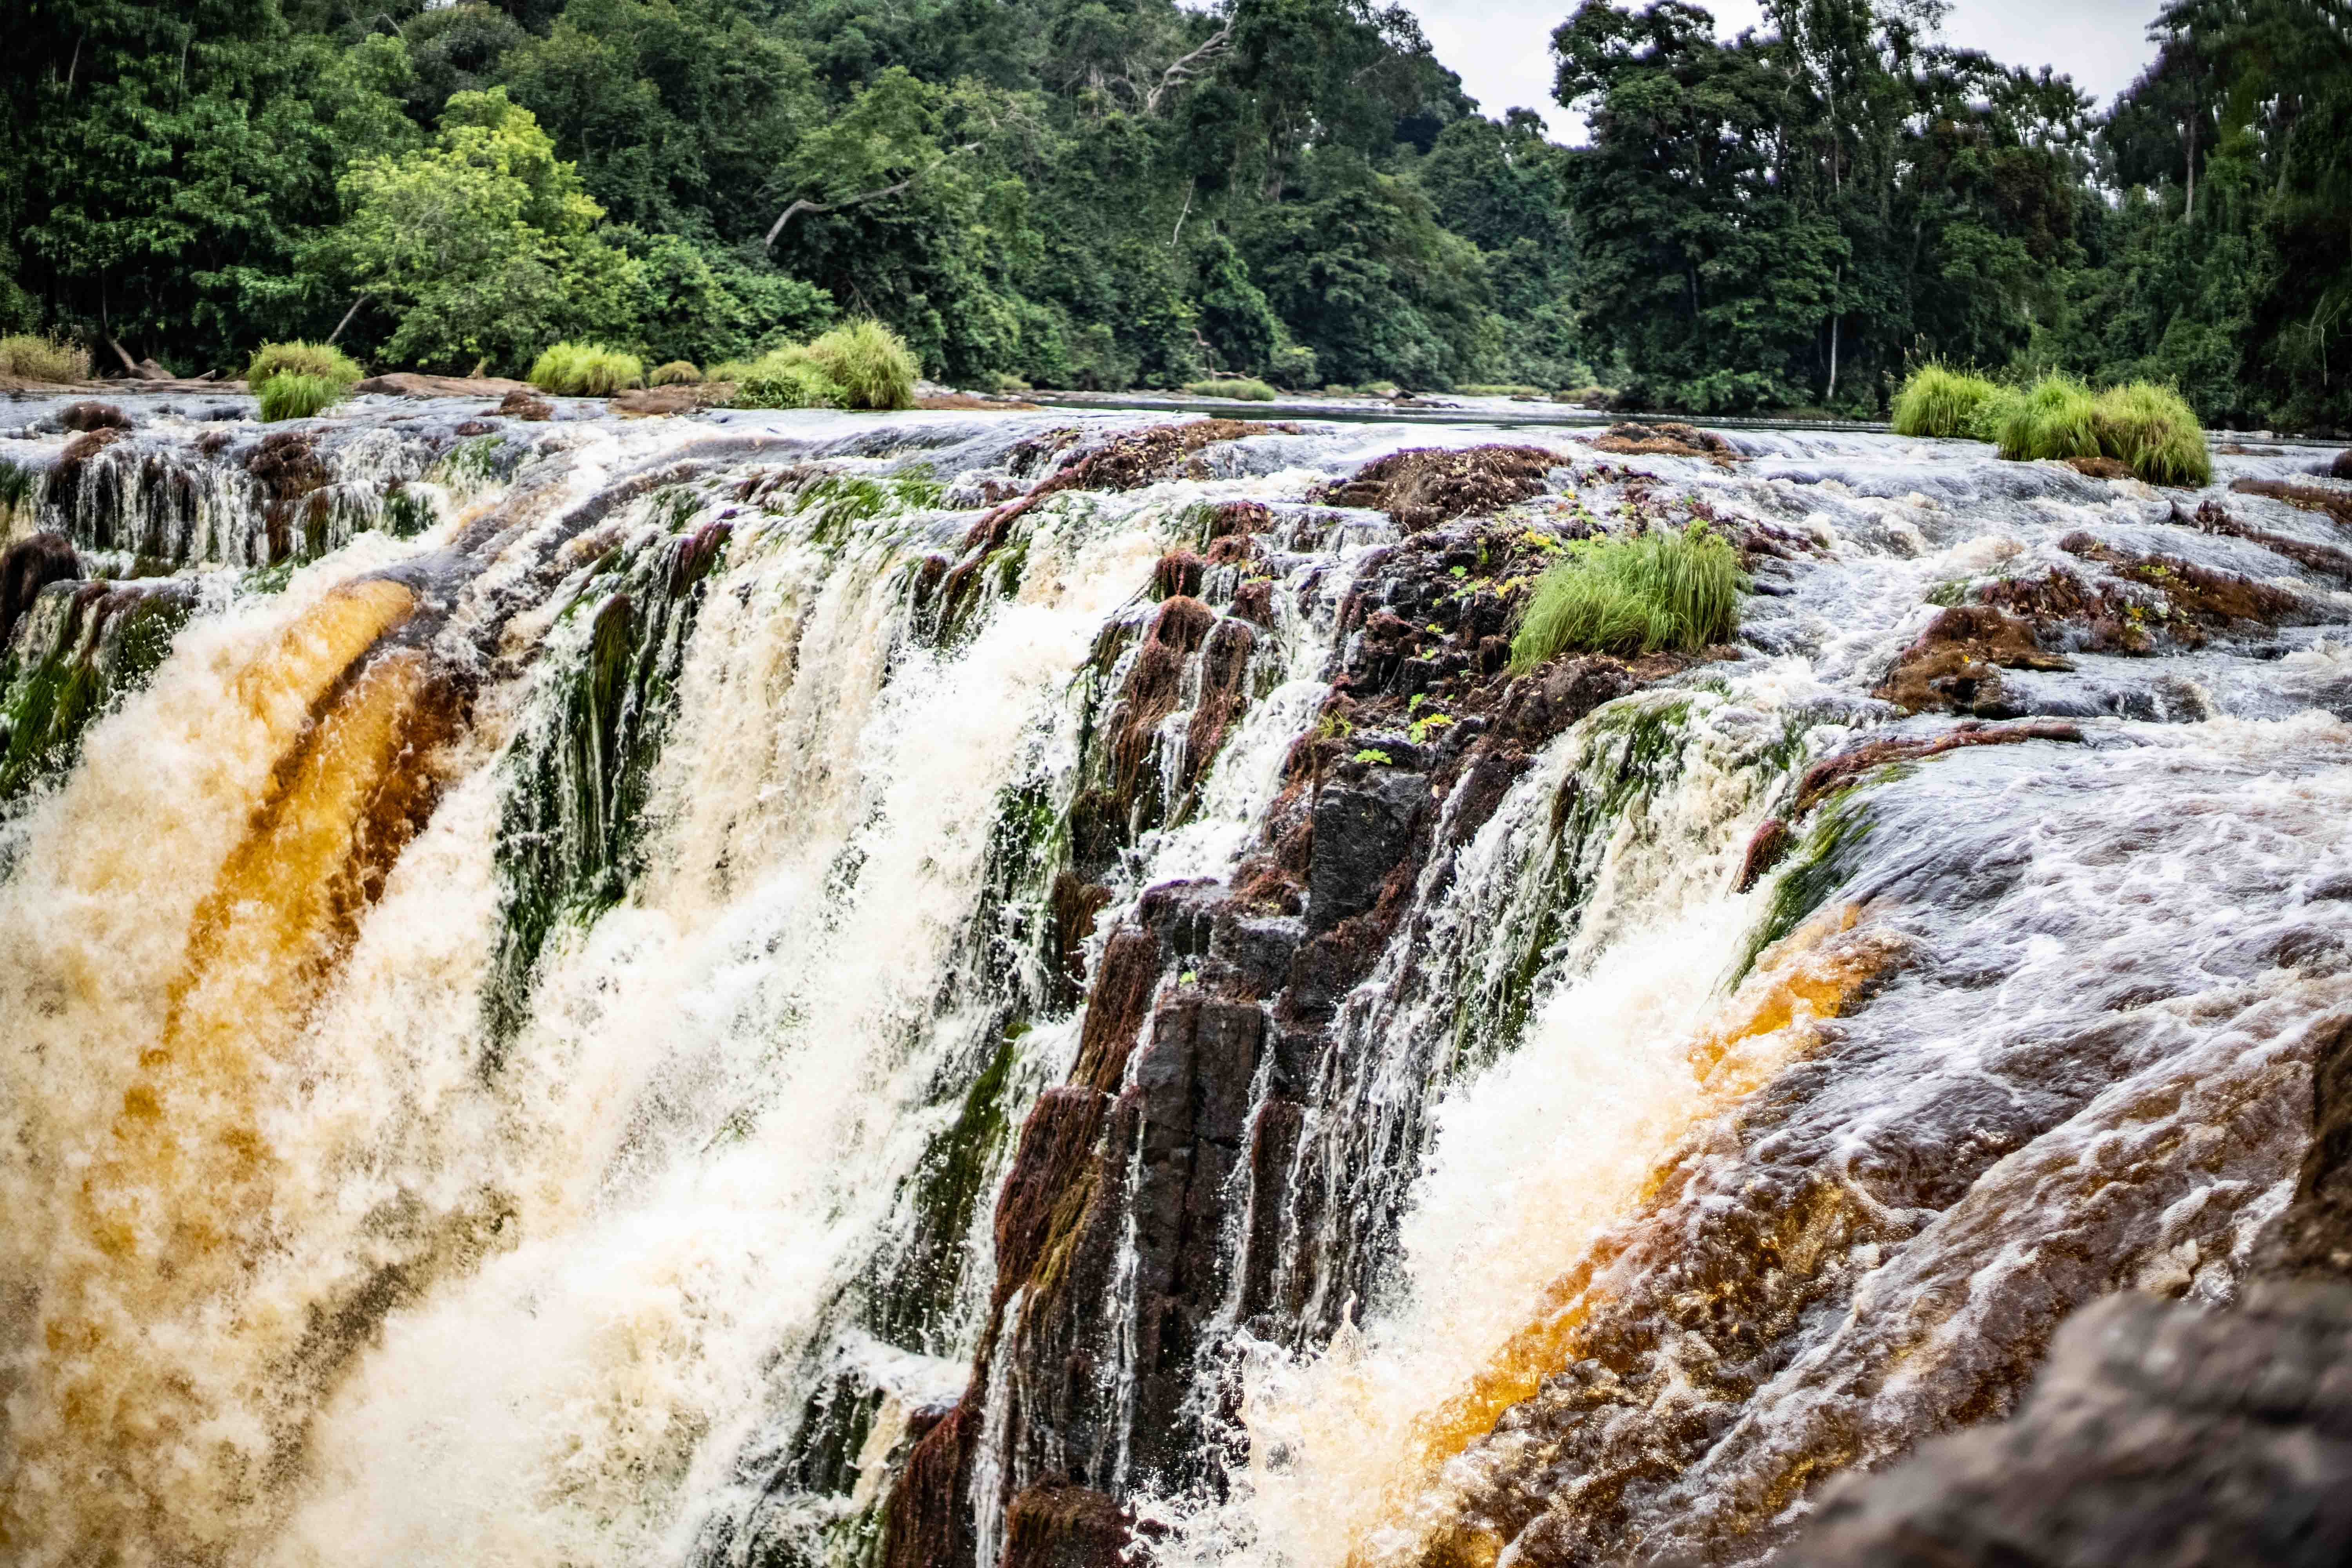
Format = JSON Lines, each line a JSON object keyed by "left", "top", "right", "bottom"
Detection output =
{"left": 1, "top": 397, "right": 2347, "bottom": 1567}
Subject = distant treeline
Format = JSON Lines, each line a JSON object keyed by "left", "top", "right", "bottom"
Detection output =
{"left": 1, "top": 0, "right": 2343, "bottom": 428}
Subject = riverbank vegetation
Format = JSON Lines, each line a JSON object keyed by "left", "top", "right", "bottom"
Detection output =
{"left": 0, "top": 0, "right": 2341, "bottom": 429}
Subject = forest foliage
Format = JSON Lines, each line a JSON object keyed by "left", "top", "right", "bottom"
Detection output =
{"left": 0, "top": 0, "right": 2343, "bottom": 428}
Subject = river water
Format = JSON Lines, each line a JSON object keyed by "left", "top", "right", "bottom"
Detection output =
{"left": 0, "top": 394, "right": 2346, "bottom": 1566}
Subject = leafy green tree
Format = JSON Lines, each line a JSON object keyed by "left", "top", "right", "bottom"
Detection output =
{"left": 1, "top": 0, "right": 414, "bottom": 369}
{"left": 316, "top": 87, "right": 641, "bottom": 371}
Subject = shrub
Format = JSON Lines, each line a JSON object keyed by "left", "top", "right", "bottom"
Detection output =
{"left": 246, "top": 340, "right": 361, "bottom": 392}
{"left": 1967, "top": 384, "right": 2022, "bottom": 443}
{"left": 799, "top": 319, "right": 918, "bottom": 410}
{"left": 527, "top": 341, "right": 644, "bottom": 396}
{"left": 1181, "top": 377, "right": 1278, "bottom": 401}
{"left": 2093, "top": 381, "right": 2211, "bottom": 487}
{"left": 1455, "top": 383, "right": 1547, "bottom": 398}
{"left": 257, "top": 374, "right": 347, "bottom": 422}
{"left": 648, "top": 360, "right": 702, "bottom": 386}
{"left": 1357, "top": 380, "right": 1401, "bottom": 396}
{"left": 723, "top": 347, "right": 845, "bottom": 410}
{"left": 0, "top": 333, "right": 92, "bottom": 383}
{"left": 1891, "top": 363, "right": 2000, "bottom": 439}
{"left": 1509, "top": 525, "right": 1747, "bottom": 672}
{"left": 1992, "top": 375, "right": 2102, "bottom": 463}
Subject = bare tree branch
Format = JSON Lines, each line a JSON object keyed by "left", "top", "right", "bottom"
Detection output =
{"left": 763, "top": 142, "right": 981, "bottom": 251}
{"left": 325, "top": 293, "right": 370, "bottom": 347}
{"left": 1146, "top": 19, "right": 1234, "bottom": 114}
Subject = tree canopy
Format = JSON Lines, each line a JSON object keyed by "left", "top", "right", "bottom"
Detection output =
{"left": 0, "top": 0, "right": 2341, "bottom": 427}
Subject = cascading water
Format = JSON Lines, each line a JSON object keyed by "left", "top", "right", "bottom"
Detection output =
{"left": 1, "top": 390, "right": 2348, "bottom": 1568}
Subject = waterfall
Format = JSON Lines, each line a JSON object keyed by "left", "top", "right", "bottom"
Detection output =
{"left": 2, "top": 396, "right": 2348, "bottom": 1568}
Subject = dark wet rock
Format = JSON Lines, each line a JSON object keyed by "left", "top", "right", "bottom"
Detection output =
{"left": 1589, "top": 421, "right": 1742, "bottom": 464}
{"left": 1875, "top": 604, "right": 2076, "bottom": 717}
{"left": 1153, "top": 547, "right": 1204, "bottom": 599}
{"left": 53, "top": 425, "right": 126, "bottom": 481}
{"left": 1780, "top": 1281, "right": 2352, "bottom": 1568}
{"left": 974, "top": 422, "right": 1286, "bottom": 539}
{"left": 498, "top": 389, "right": 554, "bottom": 422}
{"left": 60, "top": 401, "right": 129, "bottom": 433}
{"left": 1308, "top": 769, "right": 1427, "bottom": 933}
{"left": 1001, "top": 1482, "right": 1129, "bottom": 1568}
{"left": 2065, "top": 454, "right": 2132, "bottom": 479}
{"left": 354, "top": 372, "right": 533, "bottom": 399}
{"left": 880, "top": 1401, "right": 978, "bottom": 1568}
{"left": 1321, "top": 445, "right": 1558, "bottom": 531}
{"left": 1776, "top": 998, "right": 2352, "bottom": 1568}
{"left": 2185, "top": 498, "right": 2352, "bottom": 583}
{"left": 1980, "top": 537, "right": 2308, "bottom": 656}
{"left": 2232, "top": 475, "right": 2352, "bottom": 528}
{"left": 1734, "top": 817, "right": 1792, "bottom": 893}
{"left": 0, "top": 532, "right": 78, "bottom": 649}
{"left": 612, "top": 385, "right": 726, "bottom": 419}
{"left": 1794, "top": 720, "right": 2083, "bottom": 815}
{"left": 2331, "top": 449, "right": 2352, "bottom": 481}
{"left": 2252, "top": 1014, "right": 2352, "bottom": 1281}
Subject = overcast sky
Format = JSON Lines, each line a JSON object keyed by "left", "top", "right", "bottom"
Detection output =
{"left": 1402, "top": 0, "right": 2165, "bottom": 136}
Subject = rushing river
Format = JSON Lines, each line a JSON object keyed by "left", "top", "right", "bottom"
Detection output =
{"left": 1, "top": 394, "right": 2347, "bottom": 1567}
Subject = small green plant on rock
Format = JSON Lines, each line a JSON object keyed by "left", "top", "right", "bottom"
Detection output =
{"left": 257, "top": 374, "right": 348, "bottom": 422}
{"left": 648, "top": 360, "right": 702, "bottom": 386}
{"left": 801, "top": 320, "right": 918, "bottom": 410}
{"left": 246, "top": 340, "right": 361, "bottom": 392}
{"left": 723, "top": 347, "right": 844, "bottom": 409}
{"left": 1890, "top": 362, "right": 2000, "bottom": 439}
{"left": 528, "top": 341, "right": 645, "bottom": 396}
{"left": 724, "top": 320, "right": 919, "bottom": 411}
{"left": 2093, "top": 381, "right": 2210, "bottom": 487}
{"left": 1181, "top": 377, "right": 1278, "bottom": 401}
{"left": 249, "top": 340, "right": 361, "bottom": 422}
{"left": 1510, "top": 524, "right": 1746, "bottom": 671}
{"left": 1992, "top": 375, "right": 2103, "bottom": 463}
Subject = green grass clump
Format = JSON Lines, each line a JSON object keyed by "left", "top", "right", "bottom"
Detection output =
{"left": 800, "top": 319, "right": 918, "bottom": 410}
{"left": 1509, "top": 524, "right": 1747, "bottom": 672}
{"left": 1357, "top": 380, "right": 1401, "bottom": 396}
{"left": 1890, "top": 362, "right": 2000, "bottom": 438}
{"left": 528, "top": 341, "right": 645, "bottom": 396}
{"left": 1182, "top": 377, "right": 1278, "bottom": 401}
{"left": 0, "top": 333, "right": 91, "bottom": 383}
{"left": 1991, "top": 374, "right": 2102, "bottom": 463}
{"left": 257, "top": 373, "right": 347, "bottom": 422}
{"left": 245, "top": 340, "right": 361, "bottom": 393}
{"left": 2093, "top": 381, "right": 2210, "bottom": 487}
{"left": 647, "top": 360, "right": 701, "bottom": 386}
{"left": 1455, "top": 383, "right": 1547, "bottom": 398}
{"left": 722, "top": 347, "right": 845, "bottom": 410}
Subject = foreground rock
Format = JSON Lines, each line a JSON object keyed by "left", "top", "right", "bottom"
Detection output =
{"left": 1781, "top": 1013, "right": 2352, "bottom": 1567}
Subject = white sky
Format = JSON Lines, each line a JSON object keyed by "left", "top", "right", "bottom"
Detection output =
{"left": 1401, "top": 0, "right": 2165, "bottom": 136}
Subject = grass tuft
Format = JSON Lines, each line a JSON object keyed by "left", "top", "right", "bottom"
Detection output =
{"left": 800, "top": 319, "right": 918, "bottom": 410}
{"left": 1991, "top": 374, "right": 2102, "bottom": 463}
{"left": 1890, "top": 362, "right": 2000, "bottom": 439}
{"left": 722, "top": 347, "right": 845, "bottom": 409}
{"left": 246, "top": 340, "right": 361, "bottom": 392}
{"left": 528, "top": 341, "right": 645, "bottom": 396}
{"left": 257, "top": 373, "right": 347, "bottom": 422}
{"left": 1181, "top": 377, "right": 1278, "bottom": 401}
{"left": 1454, "top": 383, "right": 1547, "bottom": 398}
{"left": 0, "top": 333, "right": 93, "bottom": 383}
{"left": 2093, "top": 381, "right": 2210, "bottom": 487}
{"left": 1509, "top": 524, "right": 1747, "bottom": 672}
{"left": 648, "top": 360, "right": 701, "bottom": 386}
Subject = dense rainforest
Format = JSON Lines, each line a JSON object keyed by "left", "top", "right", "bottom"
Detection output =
{"left": 0, "top": 0, "right": 2345, "bottom": 427}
